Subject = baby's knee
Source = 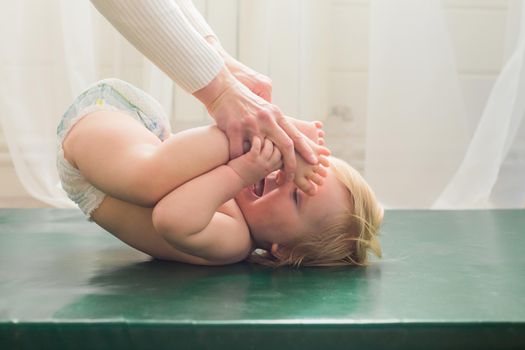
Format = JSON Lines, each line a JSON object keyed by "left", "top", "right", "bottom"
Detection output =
{"left": 127, "top": 157, "right": 167, "bottom": 206}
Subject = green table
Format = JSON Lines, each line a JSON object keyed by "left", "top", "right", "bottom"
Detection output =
{"left": 0, "top": 209, "right": 524, "bottom": 349}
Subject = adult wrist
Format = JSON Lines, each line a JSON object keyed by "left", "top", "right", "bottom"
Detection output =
{"left": 205, "top": 35, "right": 223, "bottom": 52}
{"left": 192, "top": 66, "right": 237, "bottom": 109}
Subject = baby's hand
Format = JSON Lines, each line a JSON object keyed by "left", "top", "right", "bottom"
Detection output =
{"left": 227, "top": 136, "right": 282, "bottom": 187}
{"left": 294, "top": 137, "right": 331, "bottom": 196}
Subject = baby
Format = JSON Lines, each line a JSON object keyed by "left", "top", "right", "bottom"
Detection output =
{"left": 57, "top": 78, "right": 382, "bottom": 267}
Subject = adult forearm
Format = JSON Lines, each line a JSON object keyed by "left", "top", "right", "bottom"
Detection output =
{"left": 175, "top": 0, "right": 218, "bottom": 39}
{"left": 90, "top": 0, "right": 224, "bottom": 93}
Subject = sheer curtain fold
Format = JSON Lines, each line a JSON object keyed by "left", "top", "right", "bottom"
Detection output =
{"left": 367, "top": 0, "right": 525, "bottom": 208}
{"left": 433, "top": 0, "right": 525, "bottom": 208}
{"left": 366, "top": 0, "right": 468, "bottom": 208}
{"left": 0, "top": 0, "right": 173, "bottom": 207}
{"left": 238, "top": 0, "right": 329, "bottom": 121}
{"left": 0, "top": 0, "right": 75, "bottom": 207}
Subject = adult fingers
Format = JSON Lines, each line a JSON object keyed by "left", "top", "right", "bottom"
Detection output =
{"left": 258, "top": 86, "right": 272, "bottom": 103}
{"left": 278, "top": 118, "right": 317, "bottom": 166}
{"left": 255, "top": 75, "right": 272, "bottom": 102}
{"left": 227, "top": 123, "right": 245, "bottom": 159}
{"left": 259, "top": 110, "right": 297, "bottom": 181}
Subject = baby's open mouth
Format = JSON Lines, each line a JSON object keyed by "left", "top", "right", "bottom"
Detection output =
{"left": 253, "top": 178, "right": 265, "bottom": 197}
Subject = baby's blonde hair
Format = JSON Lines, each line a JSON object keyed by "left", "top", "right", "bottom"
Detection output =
{"left": 248, "top": 156, "right": 383, "bottom": 267}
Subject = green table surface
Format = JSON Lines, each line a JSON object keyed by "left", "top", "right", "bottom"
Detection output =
{"left": 0, "top": 208, "right": 524, "bottom": 349}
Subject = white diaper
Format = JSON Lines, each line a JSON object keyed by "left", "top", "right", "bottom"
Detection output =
{"left": 56, "top": 78, "right": 171, "bottom": 219}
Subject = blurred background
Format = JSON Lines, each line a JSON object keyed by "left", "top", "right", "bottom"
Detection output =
{"left": 0, "top": 0, "right": 523, "bottom": 209}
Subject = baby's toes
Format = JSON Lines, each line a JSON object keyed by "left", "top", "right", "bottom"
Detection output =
{"left": 318, "top": 155, "right": 330, "bottom": 168}
{"left": 308, "top": 173, "right": 324, "bottom": 186}
{"left": 317, "top": 145, "right": 331, "bottom": 156}
{"left": 315, "top": 165, "right": 328, "bottom": 177}
{"left": 296, "top": 176, "right": 316, "bottom": 196}
{"left": 314, "top": 121, "right": 323, "bottom": 129}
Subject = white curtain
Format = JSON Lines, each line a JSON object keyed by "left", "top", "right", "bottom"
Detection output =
{"left": 366, "top": 0, "right": 468, "bottom": 208}
{"left": 0, "top": 0, "right": 523, "bottom": 209}
{"left": 433, "top": 0, "right": 525, "bottom": 208}
{"left": 366, "top": 0, "right": 525, "bottom": 208}
{"left": 238, "top": 0, "right": 329, "bottom": 121}
{"left": 0, "top": 0, "right": 173, "bottom": 207}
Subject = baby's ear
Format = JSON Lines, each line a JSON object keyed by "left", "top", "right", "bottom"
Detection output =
{"left": 270, "top": 243, "right": 291, "bottom": 261}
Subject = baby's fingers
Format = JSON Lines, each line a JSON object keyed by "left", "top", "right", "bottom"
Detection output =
{"left": 271, "top": 145, "right": 282, "bottom": 163}
{"left": 269, "top": 147, "right": 283, "bottom": 171}
{"left": 250, "top": 136, "right": 262, "bottom": 154}
{"left": 261, "top": 138, "right": 274, "bottom": 158}
{"left": 275, "top": 169, "right": 286, "bottom": 185}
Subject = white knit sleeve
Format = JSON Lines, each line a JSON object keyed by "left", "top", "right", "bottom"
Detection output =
{"left": 90, "top": 0, "right": 224, "bottom": 93}
{"left": 175, "top": 0, "right": 217, "bottom": 39}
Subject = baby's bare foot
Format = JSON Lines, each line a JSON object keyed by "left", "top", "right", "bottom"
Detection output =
{"left": 276, "top": 117, "right": 330, "bottom": 190}
{"left": 314, "top": 121, "right": 325, "bottom": 145}
{"left": 285, "top": 116, "right": 323, "bottom": 143}
{"left": 294, "top": 137, "right": 330, "bottom": 195}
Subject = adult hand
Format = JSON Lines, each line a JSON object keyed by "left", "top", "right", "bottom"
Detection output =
{"left": 193, "top": 67, "right": 318, "bottom": 191}
{"left": 205, "top": 36, "right": 272, "bottom": 102}
{"left": 225, "top": 58, "right": 272, "bottom": 103}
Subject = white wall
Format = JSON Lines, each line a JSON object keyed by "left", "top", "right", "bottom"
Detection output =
{"left": 326, "top": 0, "right": 509, "bottom": 173}
{"left": 0, "top": 0, "right": 510, "bottom": 206}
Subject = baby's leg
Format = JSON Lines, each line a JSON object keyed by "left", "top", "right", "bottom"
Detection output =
{"left": 89, "top": 194, "right": 215, "bottom": 265}
{"left": 63, "top": 110, "right": 229, "bottom": 206}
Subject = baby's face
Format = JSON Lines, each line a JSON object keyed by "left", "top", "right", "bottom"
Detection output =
{"left": 235, "top": 167, "right": 350, "bottom": 249}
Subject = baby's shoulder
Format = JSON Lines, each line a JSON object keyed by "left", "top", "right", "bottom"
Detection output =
{"left": 218, "top": 199, "right": 245, "bottom": 222}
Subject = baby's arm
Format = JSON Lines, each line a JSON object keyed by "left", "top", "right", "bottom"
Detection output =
{"left": 152, "top": 137, "right": 282, "bottom": 263}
